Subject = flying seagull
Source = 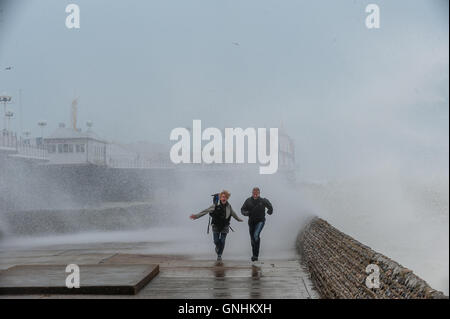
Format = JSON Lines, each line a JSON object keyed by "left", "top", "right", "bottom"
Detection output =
{"left": 232, "top": 42, "right": 240, "bottom": 46}
{"left": 5, "top": 66, "right": 12, "bottom": 70}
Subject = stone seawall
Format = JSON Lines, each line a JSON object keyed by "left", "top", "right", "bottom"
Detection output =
{"left": 297, "top": 217, "right": 447, "bottom": 299}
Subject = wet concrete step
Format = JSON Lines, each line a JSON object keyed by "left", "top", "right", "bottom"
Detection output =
{"left": 0, "top": 264, "right": 159, "bottom": 295}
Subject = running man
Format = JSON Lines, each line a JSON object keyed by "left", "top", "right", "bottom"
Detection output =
{"left": 241, "top": 187, "right": 273, "bottom": 262}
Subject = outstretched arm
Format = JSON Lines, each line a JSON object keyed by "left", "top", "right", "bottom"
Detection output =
{"left": 231, "top": 206, "right": 244, "bottom": 222}
{"left": 190, "top": 205, "right": 215, "bottom": 220}
{"left": 264, "top": 198, "right": 273, "bottom": 215}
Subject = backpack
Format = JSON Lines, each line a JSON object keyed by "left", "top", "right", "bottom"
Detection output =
{"left": 209, "top": 204, "right": 231, "bottom": 230}
{"left": 212, "top": 193, "right": 219, "bottom": 205}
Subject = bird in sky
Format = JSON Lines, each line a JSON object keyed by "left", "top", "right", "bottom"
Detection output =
{"left": 5, "top": 66, "right": 13, "bottom": 70}
{"left": 232, "top": 42, "right": 240, "bottom": 46}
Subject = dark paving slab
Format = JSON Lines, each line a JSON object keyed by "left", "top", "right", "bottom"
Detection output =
{"left": 0, "top": 253, "right": 115, "bottom": 273}
{"left": 0, "top": 264, "right": 159, "bottom": 295}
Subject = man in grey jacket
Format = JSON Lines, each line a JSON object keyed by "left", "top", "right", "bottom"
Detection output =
{"left": 190, "top": 190, "right": 243, "bottom": 261}
{"left": 241, "top": 187, "right": 273, "bottom": 261}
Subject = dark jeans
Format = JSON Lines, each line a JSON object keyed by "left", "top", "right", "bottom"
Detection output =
{"left": 249, "top": 221, "right": 265, "bottom": 258}
{"left": 213, "top": 232, "right": 227, "bottom": 256}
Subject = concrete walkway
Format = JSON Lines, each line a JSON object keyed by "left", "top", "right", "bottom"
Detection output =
{"left": 0, "top": 242, "right": 318, "bottom": 299}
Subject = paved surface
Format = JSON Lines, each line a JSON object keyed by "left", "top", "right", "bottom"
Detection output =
{"left": 0, "top": 242, "right": 318, "bottom": 299}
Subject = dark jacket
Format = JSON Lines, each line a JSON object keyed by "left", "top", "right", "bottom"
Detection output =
{"left": 241, "top": 197, "right": 273, "bottom": 224}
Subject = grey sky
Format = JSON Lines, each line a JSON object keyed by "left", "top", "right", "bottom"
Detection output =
{"left": 0, "top": 0, "right": 448, "bottom": 180}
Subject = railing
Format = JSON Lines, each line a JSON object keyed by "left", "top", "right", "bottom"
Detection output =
{"left": 0, "top": 130, "right": 17, "bottom": 149}
{"left": 16, "top": 143, "right": 47, "bottom": 159}
{"left": 107, "top": 154, "right": 173, "bottom": 169}
{"left": 0, "top": 130, "right": 47, "bottom": 160}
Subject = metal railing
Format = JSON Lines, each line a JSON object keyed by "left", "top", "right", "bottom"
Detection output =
{"left": 0, "top": 130, "right": 17, "bottom": 149}
{"left": 0, "top": 130, "right": 47, "bottom": 160}
{"left": 107, "top": 154, "right": 173, "bottom": 169}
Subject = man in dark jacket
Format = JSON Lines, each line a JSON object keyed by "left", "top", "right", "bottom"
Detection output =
{"left": 241, "top": 187, "right": 273, "bottom": 261}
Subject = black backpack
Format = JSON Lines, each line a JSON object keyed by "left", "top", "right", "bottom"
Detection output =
{"left": 209, "top": 204, "right": 231, "bottom": 230}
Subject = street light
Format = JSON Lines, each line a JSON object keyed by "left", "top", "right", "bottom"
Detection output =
{"left": 0, "top": 94, "right": 12, "bottom": 132}
{"left": 37, "top": 121, "right": 47, "bottom": 135}
{"left": 23, "top": 131, "right": 31, "bottom": 145}
{"left": 5, "top": 111, "right": 13, "bottom": 131}
{"left": 37, "top": 121, "right": 47, "bottom": 146}
{"left": 86, "top": 121, "right": 93, "bottom": 131}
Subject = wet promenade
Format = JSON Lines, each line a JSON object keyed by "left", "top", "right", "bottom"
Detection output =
{"left": 0, "top": 241, "right": 318, "bottom": 299}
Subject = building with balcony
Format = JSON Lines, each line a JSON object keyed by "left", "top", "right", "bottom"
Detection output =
{"left": 44, "top": 124, "right": 107, "bottom": 165}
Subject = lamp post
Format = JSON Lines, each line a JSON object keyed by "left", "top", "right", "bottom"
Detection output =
{"left": 5, "top": 111, "right": 13, "bottom": 131}
{"left": 23, "top": 131, "right": 31, "bottom": 145}
{"left": 37, "top": 121, "right": 47, "bottom": 147}
{"left": 0, "top": 94, "right": 12, "bottom": 132}
{"left": 37, "top": 121, "right": 47, "bottom": 136}
{"left": 86, "top": 121, "right": 93, "bottom": 163}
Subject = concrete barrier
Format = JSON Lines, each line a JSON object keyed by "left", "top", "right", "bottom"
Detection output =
{"left": 297, "top": 217, "right": 447, "bottom": 299}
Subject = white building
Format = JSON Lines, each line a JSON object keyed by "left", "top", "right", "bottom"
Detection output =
{"left": 44, "top": 124, "right": 107, "bottom": 165}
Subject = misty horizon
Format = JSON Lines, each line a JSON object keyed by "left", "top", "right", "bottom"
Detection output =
{"left": 0, "top": 0, "right": 448, "bottom": 180}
